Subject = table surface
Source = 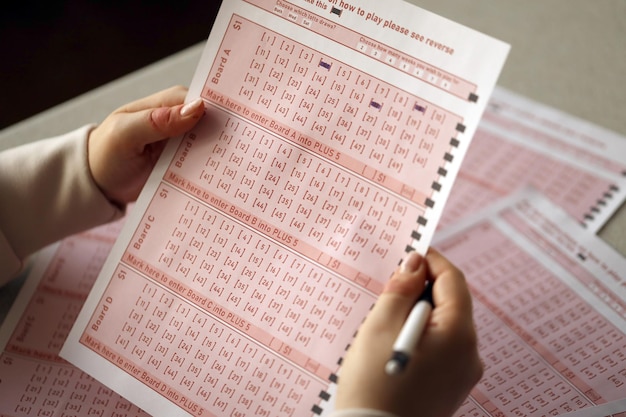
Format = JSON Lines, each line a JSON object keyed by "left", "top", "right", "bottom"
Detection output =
{"left": 1, "top": 0, "right": 624, "bottom": 255}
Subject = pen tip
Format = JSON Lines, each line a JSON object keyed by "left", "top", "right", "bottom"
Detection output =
{"left": 385, "top": 360, "right": 402, "bottom": 376}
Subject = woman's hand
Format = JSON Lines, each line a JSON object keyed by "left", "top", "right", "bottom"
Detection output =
{"left": 335, "top": 248, "right": 483, "bottom": 417}
{"left": 88, "top": 85, "right": 204, "bottom": 206}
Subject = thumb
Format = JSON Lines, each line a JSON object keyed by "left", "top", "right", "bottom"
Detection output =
{"left": 365, "top": 251, "right": 428, "bottom": 334}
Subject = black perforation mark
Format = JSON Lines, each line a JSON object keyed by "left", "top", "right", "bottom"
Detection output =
{"left": 582, "top": 183, "right": 619, "bottom": 228}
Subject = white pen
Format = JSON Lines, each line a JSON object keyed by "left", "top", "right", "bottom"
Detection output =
{"left": 385, "top": 280, "right": 434, "bottom": 375}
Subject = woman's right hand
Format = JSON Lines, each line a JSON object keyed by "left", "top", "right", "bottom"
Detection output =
{"left": 335, "top": 248, "right": 483, "bottom": 417}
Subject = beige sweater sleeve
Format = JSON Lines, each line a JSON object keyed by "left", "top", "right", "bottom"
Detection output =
{"left": 0, "top": 125, "right": 124, "bottom": 285}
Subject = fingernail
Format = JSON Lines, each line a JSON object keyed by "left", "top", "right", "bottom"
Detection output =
{"left": 180, "top": 98, "right": 203, "bottom": 116}
{"left": 400, "top": 251, "right": 422, "bottom": 273}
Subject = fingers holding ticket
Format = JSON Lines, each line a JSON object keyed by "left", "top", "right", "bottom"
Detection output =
{"left": 334, "top": 248, "right": 482, "bottom": 417}
{"left": 88, "top": 86, "right": 205, "bottom": 206}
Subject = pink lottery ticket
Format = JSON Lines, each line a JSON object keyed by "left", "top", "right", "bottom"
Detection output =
{"left": 61, "top": 1, "right": 508, "bottom": 416}
{"left": 440, "top": 86, "right": 626, "bottom": 233}
{"left": 0, "top": 221, "right": 152, "bottom": 417}
{"left": 434, "top": 190, "right": 626, "bottom": 417}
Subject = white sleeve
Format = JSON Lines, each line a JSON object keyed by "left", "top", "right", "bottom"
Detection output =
{"left": 0, "top": 125, "right": 123, "bottom": 285}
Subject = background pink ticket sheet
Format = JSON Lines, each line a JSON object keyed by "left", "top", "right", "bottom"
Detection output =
{"left": 441, "top": 86, "right": 626, "bottom": 233}
{"left": 62, "top": 1, "right": 508, "bottom": 416}
{"left": 0, "top": 221, "right": 152, "bottom": 417}
{"left": 433, "top": 190, "right": 626, "bottom": 417}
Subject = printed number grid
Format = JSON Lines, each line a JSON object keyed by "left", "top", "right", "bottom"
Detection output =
{"left": 83, "top": 265, "right": 329, "bottom": 417}
{"left": 436, "top": 220, "right": 626, "bottom": 417}
{"left": 80, "top": 177, "right": 377, "bottom": 416}
{"left": 167, "top": 112, "right": 413, "bottom": 285}
{"left": 205, "top": 15, "right": 464, "bottom": 207}
{"left": 0, "top": 222, "right": 148, "bottom": 417}
{"left": 253, "top": 0, "right": 479, "bottom": 100}
{"left": 441, "top": 108, "right": 624, "bottom": 231}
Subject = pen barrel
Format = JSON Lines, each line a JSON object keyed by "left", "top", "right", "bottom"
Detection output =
{"left": 392, "top": 300, "right": 432, "bottom": 352}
